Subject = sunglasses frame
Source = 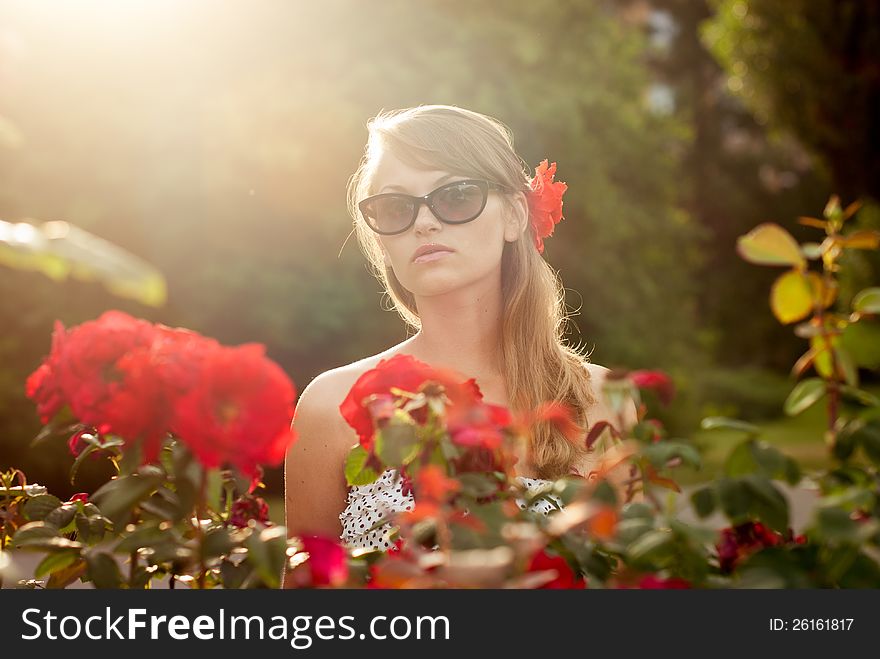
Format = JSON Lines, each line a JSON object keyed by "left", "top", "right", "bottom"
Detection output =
{"left": 359, "top": 179, "right": 509, "bottom": 236}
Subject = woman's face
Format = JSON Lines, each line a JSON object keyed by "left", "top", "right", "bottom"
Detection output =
{"left": 368, "top": 149, "right": 525, "bottom": 299}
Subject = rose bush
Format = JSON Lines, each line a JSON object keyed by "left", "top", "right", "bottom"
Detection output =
{"left": 3, "top": 195, "right": 880, "bottom": 589}
{"left": 4, "top": 313, "right": 297, "bottom": 588}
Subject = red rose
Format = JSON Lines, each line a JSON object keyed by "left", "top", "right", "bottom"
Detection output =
{"left": 297, "top": 535, "right": 349, "bottom": 587}
{"left": 448, "top": 401, "right": 511, "bottom": 450}
{"left": 414, "top": 464, "right": 460, "bottom": 502}
{"left": 25, "top": 321, "right": 68, "bottom": 424}
{"left": 630, "top": 370, "right": 675, "bottom": 406}
{"left": 526, "top": 548, "right": 587, "bottom": 589}
{"left": 637, "top": 574, "right": 691, "bottom": 589}
{"left": 171, "top": 343, "right": 297, "bottom": 476}
{"left": 339, "top": 354, "right": 482, "bottom": 452}
{"left": 53, "top": 311, "right": 163, "bottom": 451}
{"left": 527, "top": 160, "right": 567, "bottom": 254}
{"left": 68, "top": 493, "right": 89, "bottom": 504}
{"left": 716, "top": 521, "right": 788, "bottom": 574}
{"left": 228, "top": 495, "right": 270, "bottom": 528}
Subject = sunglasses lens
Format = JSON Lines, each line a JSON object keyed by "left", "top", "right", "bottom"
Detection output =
{"left": 432, "top": 182, "right": 485, "bottom": 222}
{"left": 364, "top": 196, "right": 415, "bottom": 234}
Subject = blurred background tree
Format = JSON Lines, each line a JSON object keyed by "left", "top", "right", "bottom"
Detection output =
{"left": 0, "top": 0, "right": 877, "bottom": 496}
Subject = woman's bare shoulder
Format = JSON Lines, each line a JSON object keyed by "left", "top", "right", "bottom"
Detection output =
{"left": 294, "top": 342, "right": 416, "bottom": 430}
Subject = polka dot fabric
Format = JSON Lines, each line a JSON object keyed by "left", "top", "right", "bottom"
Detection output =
{"left": 339, "top": 467, "right": 564, "bottom": 551}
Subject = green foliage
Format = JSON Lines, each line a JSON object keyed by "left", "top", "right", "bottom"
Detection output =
{"left": 704, "top": 0, "right": 880, "bottom": 201}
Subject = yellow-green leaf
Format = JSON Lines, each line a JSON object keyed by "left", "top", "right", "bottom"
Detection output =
{"left": 806, "top": 272, "right": 837, "bottom": 310}
{"left": 737, "top": 223, "right": 805, "bottom": 268}
{"left": 0, "top": 219, "right": 167, "bottom": 307}
{"left": 770, "top": 270, "right": 813, "bottom": 324}
{"left": 853, "top": 288, "right": 880, "bottom": 314}
{"left": 784, "top": 378, "right": 825, "bottom": 416}
{"left": 810, "top": 334, "right": 839, "bottom": 379}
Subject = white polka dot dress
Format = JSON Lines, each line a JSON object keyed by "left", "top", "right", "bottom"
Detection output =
{"left": 339, "top": 467, "right": 564, "bottom": 551}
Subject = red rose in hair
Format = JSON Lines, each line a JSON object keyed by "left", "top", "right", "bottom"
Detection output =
{"left": 630, "top": 370, "right": 675, "bottom": 406}
{"left": 339, "top": 354, "right": 482, "bottom": 451}
{"left": 528, "top": 160, "right": 567, "bottom": 254}
{"left": 25, "top": 321, "right": 68, "bottom": 424}
{"left": 526, "top": 547, "right": 587, "bottom": 589}
{"left": 171, "top": 343, "right": 297, "bottom": 476}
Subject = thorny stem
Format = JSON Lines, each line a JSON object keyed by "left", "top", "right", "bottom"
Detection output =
{"left": 817, "top": 226, "right": 842, "bottom": 448}
{"left": 196, "top": 469, "right": 208, "bottom": 589}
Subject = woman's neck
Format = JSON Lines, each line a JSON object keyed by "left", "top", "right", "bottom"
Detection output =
{"left": 404, "top": 275, "right": 505, "bottom": 394}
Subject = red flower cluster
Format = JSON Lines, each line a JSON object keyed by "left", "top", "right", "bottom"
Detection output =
{"left": 716, "top": 521, "right": 806, "bottom": 574}
{"left": 630, "top": 370, "right": 676, "bottom": 406}
{"left": 25, "top": 311, "right": 297, "bottom": 475}
{"left": 527, "top": 160, "right": 567, "bottom": 254}
{"left": 526, "top": 548, "right": 587, "bottom": 589}
{"left": 296, "top": 535, "right": 349, "bottom": 588}
{"left": 228, "top": 495, "right": 271, "bottom": 528}
{"left": 339, "top": 353, "right": 501, "bottom": 453}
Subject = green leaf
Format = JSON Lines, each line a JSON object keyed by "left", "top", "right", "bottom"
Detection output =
{"left": 206, "top": 468, "right": 223, "bottom": 513}
{"left": 700, "top": 417, "right": 760, "bottom": 435}
{"left": 35, "top": 551, "right": 81, "bottom": 579}
{"left": 815, "top": 507, "right": 858, "bottom": 544}
{"left": 115, "top": 524, "right": 175, "bottom": 554}
{"left": 839, "top": 384, "right": 880, "bottom": 408}
{"left": 737, "top": 224, "right": 806, "bottom": 268}
{"left": 201, "top": 527, "right": 234, "bottom": 561}
{"left": 220, "top": 559, "right": 254, "bottom": 590}
{"left": 641, "top": 441, "right": 701, "bottom": 470}
{"left": 45, "top": 559, "right": 87, "bottom": 589}
{"left": 85, "top": 552, "right": 123, "bottom": 589}
{"left": 626, "top": 529, "right": 675, "bottom": 567}
{"left": 835, "top": 346, "right": 859, "bottom": 388}
{"left": 742, "top": 475, "right": 789, "bottom": 533}
{"left": 75, "top": 510, "right": 108, "bottom": 544}
{"left": 840, "top": 321, "right": 880, "bottom": 370}
{"left": 690, "top": 486, "right": 717, "bottom": 519}
{"left": 13, "top": 521, "right": 61, "bottom": 548}
{"left": 244, "top": 526, "right": 287, "bottom": 588}
{"left": 69, "top": 441, "right": 99, "bottom": 485}
{"left": 770, "top": 270, "right": 813, "bottom": 324}
{"left": 724, "top": 440, "right": 800, "bottom": 485}
{"left": 825, "top": 546, "right": 859, "bottom": 584}
{"left": 717, "top": 478, "right": 750, "bottom": 523}
{"left": 849, "top": 420, "right": 880, "bottom": 466}
{"left": 91, "top": 466, "right": 164, "bottom": 528}
{"left": 592, "top": 479, "right": 618, "bottom": 507}
{"left": 44, "top": 503, "right": 78, "bottom": 532}
{"left": 784, "top": 378, "right": 825, "bottom": 416}
{"left": 22, "top": 494, "right": 63, "bottom": 522}
{"left": 374, "top": 423, "right": 419, "bottom": 468}
{"left": 344, "top": 444, "right": 379, "bottom": 487}
{"left": 833, "top": 423, "right": 859, "bottom": 461}
{"left": 853, "top": 287, "right": 880, "bottom": 314}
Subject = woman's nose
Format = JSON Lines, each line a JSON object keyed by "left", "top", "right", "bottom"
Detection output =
{"left": 412, "top": 201, "right": 441, "bottom": 236}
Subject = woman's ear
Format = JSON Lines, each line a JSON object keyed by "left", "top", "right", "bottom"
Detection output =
{"left": 504, "top": 192, "right": 530, "bottom": 242}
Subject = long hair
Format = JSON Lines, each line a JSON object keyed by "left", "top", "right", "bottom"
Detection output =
{"left": 346, "top": 105, "right": 595, "bottom": 479}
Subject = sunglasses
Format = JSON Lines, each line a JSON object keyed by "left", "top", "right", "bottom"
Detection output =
{"left": 359, "top": 179, "right": 509, "bottom": 236}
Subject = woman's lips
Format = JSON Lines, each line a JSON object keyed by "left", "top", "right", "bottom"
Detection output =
{"left": 413, "top": 249, "right": 454, "bottom": 264}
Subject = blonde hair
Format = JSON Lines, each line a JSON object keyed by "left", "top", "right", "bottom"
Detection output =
{"left": 346, "top": 105, "right": 595, "bottom": 479}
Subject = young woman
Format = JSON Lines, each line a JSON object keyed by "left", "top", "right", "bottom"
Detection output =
{"left": 283, "top": 105, "right": 636, "bottom": 564}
